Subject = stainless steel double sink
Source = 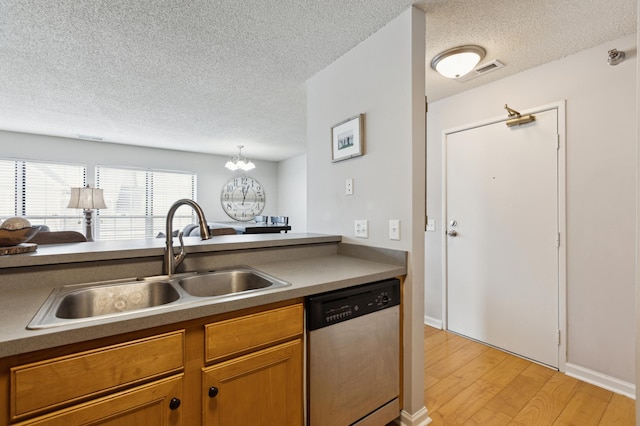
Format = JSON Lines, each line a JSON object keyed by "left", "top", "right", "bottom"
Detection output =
{"left": 28, "top": 267, "right": 291, "bottom": 329}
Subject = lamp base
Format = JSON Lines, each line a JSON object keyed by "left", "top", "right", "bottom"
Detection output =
{"left": 83, "top": 209, "right": 94, "bottom": 242}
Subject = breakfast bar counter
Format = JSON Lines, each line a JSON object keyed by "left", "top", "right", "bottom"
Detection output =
{"left": 0, "top": 233, "right": 407, "bottom": 358}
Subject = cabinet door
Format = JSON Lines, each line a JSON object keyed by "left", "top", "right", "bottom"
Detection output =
{"left": 203, "top": 339, "right": 302, "bottom": 426}
{"left": 15, "top": 375, "right": 183, "bottom": 426}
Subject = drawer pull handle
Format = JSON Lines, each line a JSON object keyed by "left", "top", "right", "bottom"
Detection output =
{"left": 208, "top": 386, "right": 219, "bottom": 398}
{"left": 169, "top": 397, "right": 181, "bottom": 410}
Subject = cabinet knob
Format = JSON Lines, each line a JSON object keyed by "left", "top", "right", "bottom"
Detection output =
{"left": 208, "top": 386, "right": 219, "bottom": 398}
{"left": 169, "top": 397, "right": 181, "bottom": 410}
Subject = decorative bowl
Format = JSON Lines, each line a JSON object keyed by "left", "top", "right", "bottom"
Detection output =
{"left": 0, "top": 227, "right": 40, "bottom": 247}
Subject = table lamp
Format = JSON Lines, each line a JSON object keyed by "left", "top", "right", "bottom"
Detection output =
{"left": 67, "top": 185, "right": 107, "bottom": 241}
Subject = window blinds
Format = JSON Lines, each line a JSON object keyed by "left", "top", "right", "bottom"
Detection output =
{"left": 96, "top": 166, "right": 196, "bottom": 240}
{"left": 0, "top": 159, "right": 86, "bottom": 230}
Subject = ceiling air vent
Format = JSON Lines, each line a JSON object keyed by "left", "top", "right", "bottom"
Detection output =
{"left": 455, "top": 60, "right": 505, "bottom": 83}
{"left": 77, "top": 134, "right": 104, "bottom": 141}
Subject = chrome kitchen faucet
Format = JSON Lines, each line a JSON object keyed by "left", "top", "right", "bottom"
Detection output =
{"left": 164, "top": 199, "right": 212, "bottom": 275}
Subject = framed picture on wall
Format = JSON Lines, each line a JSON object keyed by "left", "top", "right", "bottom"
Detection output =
{"left": 331, "top": 114, "right": 365, "bottom": 162}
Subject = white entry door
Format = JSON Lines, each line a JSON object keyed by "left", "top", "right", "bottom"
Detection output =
{"left": 445, "top": 107, "right": 561, "bottom": 368}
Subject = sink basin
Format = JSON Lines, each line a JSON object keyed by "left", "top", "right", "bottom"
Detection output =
{"left": 179, "top": 268, "right": 290, "bottom": 298}
{"left": 55, "top": 281, "right": 180, "bottom": 319}
{"left": 27, "top": 267, "right": 290, "bottom": 329}
{"left": 28, "top": 278, "right": 183, "bottom": 329}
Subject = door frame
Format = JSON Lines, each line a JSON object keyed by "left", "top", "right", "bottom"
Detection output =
{"left": 440, "top": 100, "right": 567, "bottom": 371}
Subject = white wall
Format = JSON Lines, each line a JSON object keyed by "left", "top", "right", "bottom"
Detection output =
{"left": 635, "top": 0, "right": 640, "bottom": 414}
{"left": 277, "top": 154, "right": 307, "bottom": 232}
{"left": 426, "top": 34, "right": 637, "bottom": 385}
{"left": 0, "top": 130, "right": 279, "bottom": 223}
{"left": 307, "top": 7, "right": 428, "bottom": 423}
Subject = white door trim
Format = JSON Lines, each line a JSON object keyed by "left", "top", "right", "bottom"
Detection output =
{"left": 440, "top": 100, "right": 567, "bottom": 372}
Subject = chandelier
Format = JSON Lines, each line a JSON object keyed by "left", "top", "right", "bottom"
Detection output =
{"left": 225, "top": 145, "right": 255, "bottom": 171}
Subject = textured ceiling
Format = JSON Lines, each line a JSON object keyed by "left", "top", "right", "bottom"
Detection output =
{"left": 425, "top": 0, "right": 637, "bottom": 101}
{"left": 0, "top": 1, "right": 636, "bottom": 161}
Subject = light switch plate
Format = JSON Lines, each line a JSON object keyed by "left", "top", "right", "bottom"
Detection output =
{"left": 426, "top": 219, "right": 436, "bottom": 232}
{"left": 389, "top": 219, "right": 400, "bottom": 240}
{"left": 355, "top": 219, "right": 368, "bottom": 238}
{"left": 345, "top": 178, "right": 354, "bottom": 195}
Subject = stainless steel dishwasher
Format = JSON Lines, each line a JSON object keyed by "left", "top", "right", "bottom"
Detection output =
{"left": 306, "top": 278, "right": 400, "bottom": 425}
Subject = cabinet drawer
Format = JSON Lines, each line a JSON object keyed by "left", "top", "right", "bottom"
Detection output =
{"left": 205, "top": 303, "right": 303, "bottom": 363}
{"left": 11, "top": 330, "right": 185, "bottom": 420}
{"left": 13, "top": 374, "right": 183, "bottom": 426}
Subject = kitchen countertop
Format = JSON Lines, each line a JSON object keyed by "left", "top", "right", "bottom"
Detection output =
{"left": 0, "top": 232, "right": 341, "bottom": 269}
{"left": 0, "top": 233, "right": 407, "bottom": 358}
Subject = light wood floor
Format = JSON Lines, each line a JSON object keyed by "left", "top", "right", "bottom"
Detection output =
{"left": 424, "top": 326, "right": 635, "bottom": 425}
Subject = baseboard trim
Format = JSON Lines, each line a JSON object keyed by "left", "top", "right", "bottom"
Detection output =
{"left": 396, "top": 407, "right": 432, "bottom": 426}
{"left": 565, "top": 363, "right": 635, "bottom": 399}
{"left": 424, "top": 316, "right": 442, "bottom": 329}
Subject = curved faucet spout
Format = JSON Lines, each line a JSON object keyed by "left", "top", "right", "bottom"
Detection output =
{"left": 164, "top": 199, "right": 212, "bottom": 275}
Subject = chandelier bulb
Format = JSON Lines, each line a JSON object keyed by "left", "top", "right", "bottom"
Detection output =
{"left": 225, "top": 145, "right": 255, "bottom": 171}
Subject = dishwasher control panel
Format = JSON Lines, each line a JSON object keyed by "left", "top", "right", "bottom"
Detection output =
{"left": 306, "top": 278, "right": 400, "bottom": 330}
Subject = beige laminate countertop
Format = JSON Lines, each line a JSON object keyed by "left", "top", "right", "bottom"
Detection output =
{"left": 0, "top": 232, "right": 343, "bottom": 269}
{"left": 0, "top": 233, "right": 407, "bottom": 358}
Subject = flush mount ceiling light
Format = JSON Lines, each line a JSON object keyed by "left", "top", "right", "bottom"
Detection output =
{"left": 431, "top": 45, "right": 486, "bottom": 79}
{"left": 225, "top": 145, "right": 255, "bottom": 171}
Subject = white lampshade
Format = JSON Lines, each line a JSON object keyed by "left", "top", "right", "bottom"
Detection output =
{"left": 67, "top": 186, "right": 107, "bottom": 210}
{"left": 431, "top": 45, "right": 486, "bottom": 79}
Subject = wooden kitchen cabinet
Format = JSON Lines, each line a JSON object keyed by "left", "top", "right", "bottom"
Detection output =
{"left": 10, "top": 331, "right": 185, "bottom": 420}
{"left": 0, "top": 300, "right": 303, "bottom": 426}
{"left": 6, "top": 331, "right": 185, "bottom": 425}
{"left": 202, "top": 303, "right": 304, "bottom": 425}
{"left": 202, "top": 339, "right": 302, "bottom": 426}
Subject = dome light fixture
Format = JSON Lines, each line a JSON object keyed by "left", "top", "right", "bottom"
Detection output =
{"left": 225, "top": 145, "right": 255, "bottom": 171}
{"left": 431, "top": 45, "right": 486, "bottom": 79}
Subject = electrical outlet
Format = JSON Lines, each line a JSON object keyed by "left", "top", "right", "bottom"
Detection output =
{"left": 389, "top": 219, "right": 400, "bottom": 240}
{"left": 345, "top": 178, "right": 354, "bottom": 195}
{"left": 354, "top": 219, "right": 368, "bottom": 238}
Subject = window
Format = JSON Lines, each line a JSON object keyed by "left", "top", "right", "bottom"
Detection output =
{"left": 0, "top": 159, "right": 86, "bottom": 231}
{"left": 96, "top": 166, "right": 197, "bottom": 240}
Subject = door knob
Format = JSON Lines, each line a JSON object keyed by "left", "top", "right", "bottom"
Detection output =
{"left": 447, "top": 230, "right": 458, "bottom": 237}
{"left": 169, "top": 397, "right": 181, "bottom": 410}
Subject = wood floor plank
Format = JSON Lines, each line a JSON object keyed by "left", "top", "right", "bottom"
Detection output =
{"left": 425, "top": 325, "right": 441, "bottom": 338}
{"left": 425, "top": 346, "right": 508, "bottom": 412}
{"left": 430, "top": 379, "right": 503, "bottom": 425}
{"left": 552, "top": 381, "right": 612, "bottom": 426}
{"left": 463, "top": 406, "right": 513, "bottom": 426}
{"left": 481, "top": 352, "right": 531, "bottom": 388}
{"left": 423, "top": 327, "right": 635, "bottom": 426}
{"left": 425, "top": 331, "right": 475, "bottom": 367}
{"left": 484, "top": 363, "right": 556, "bottom": 418}
{"left": 424, "top": 334, "right": 456, "bottom": 362}
{"left": 425, "top": 372, "right": 440, "bottom": 389}
{"left": 508, "top": 371, "right": 580, "bottom": 426}
{"left": 426, "top": 336, "right": 491, "bottom": 381}
{"left": 597, "top": 393, "right": 635, "bottom": 426}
